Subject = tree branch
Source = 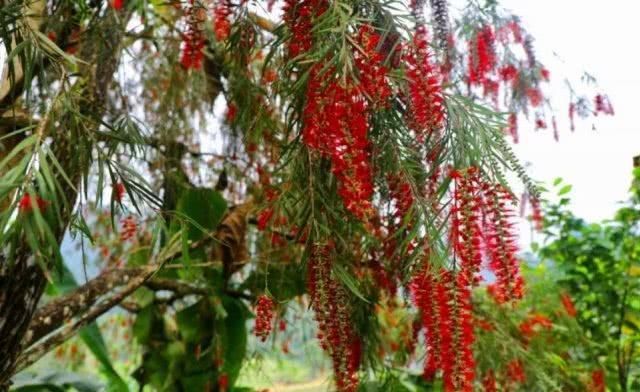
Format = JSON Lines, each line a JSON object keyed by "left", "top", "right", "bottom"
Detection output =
{"left": 14, "top": 264, "right": 160, "bottom": 373}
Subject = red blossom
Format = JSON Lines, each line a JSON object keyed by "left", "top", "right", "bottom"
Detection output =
{"left": 18, "top": 194, "right": 48, "bottom": 213}
{"left": 535, "top": 118, "right": 547, "bottom": 129}
{"left": 527, "top": 87, "right": 543, "bottom": 107}
{"left": 519, "top": 313, "right": 553, "bottom": 340}
{"left": 213, "top": 0, "right": 232, "bottom": 41}
{"left": 507, "top": 112, "right": 519, "bottom": 144}
{"left": 180, "top": 0, "right": 205, "bottom": 70}
{"left": 482, "top": 370, "right": 497, "bottom": 392}
{"left": 218, "top": 373, "right": 228, "bottom": 392}
{"left": 254, "top": 294, "right": 274, "bottom": 342}
{"left": 354, "top": 25, "right": 392, "bottom": 108}
{"left": 540, "top": 67, "right": 550, "bottom": 81}
{"left": 120, "top": 216, "right": 137, "bottom": 242}
{"left": 530, "top": 197, "right": 543, "bottom": 231}
{"left": 226, "top": 103, "right": 237, "bottom": 123}
{"left": 594, "top": 94, "right": 615, "bottom": 115}
{"left": 111, "top": 0, "right": 124, "bottom": 10}
{"left": 589, "top": 369, "right": 605, "bottom": 392}
{"left": 468, "top": 26, "right": 496, "bottom": 87}
{"left": 499, "top": 64, "right": 518, "bottom": 83}
{"left": 114, "top": 182, "right": 126, "bottom": 202}
{"left": 450, "top": 167, "right": 484, "bottom": 286}
{"left": 283, "top": 0, "right": 327, "bottom": 58}
{"left": 256, "top": 208, "right": 274, "bottom": 231}
{"left": 506, "top": 360, "right": 526, "bottom": 384}
{"left": 560, "top": 292, "right": 577, "bottom": 317}
{"left": 569, "top": 102, "right": 576, "bottom": 131}
{"left": 302, "top": 66, "right": 374, "bottom": 220}
{"left": 482, "top": 183, "right": 524, "bottom": 303}
{"left": 404, "top": 25, "right": 445, "bottom": 136}
{"left": 307, "top": 244, "right": 360, "bottom": 391}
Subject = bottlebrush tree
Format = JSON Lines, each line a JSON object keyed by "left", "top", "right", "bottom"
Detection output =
{"left": 0, "top": 0, "right": 612, "bottom": 391}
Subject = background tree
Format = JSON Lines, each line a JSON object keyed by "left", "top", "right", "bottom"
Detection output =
{"left": 536, "top": 174, "right": 640, "bottom": 391}
{"left": 0, "top": 0, "right": 613, "bottom": 391}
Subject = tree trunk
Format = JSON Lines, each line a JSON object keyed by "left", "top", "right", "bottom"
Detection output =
{"left": 0, "top": 12, "right": 124, "bottom": 389}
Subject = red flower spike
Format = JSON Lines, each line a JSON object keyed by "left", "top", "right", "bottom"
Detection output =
{"left": 506, "top": 360, "right": 526, "bottom": 384}
{"left": 114, "top": 182, "right": 126, "bottom": 202}
{"left": 308, "top": 244, "right": 360, "bottom": 391}
{"left": 111, "top": 0, "right": 124, "bottom": 10}
{"left": 482, "top": 370, "right": 497, "bottom": 392}
{"left": 120, "top": 216, "right": 137, "bottom": 242}
{"left": 256, "top": 208, "right": 274, "bottom": 231}
{"left": 569, "top": 102, "right": 576, "bottom": 131}
{"left": 254, "top": 294, "right": 274, "bottom": 342}
{"left": 404, "top": 25, "right": 445, "bottom": 136}
{"left": 530, "top": 197, "right": 543, "bottom": 231}
{"left": 180, "top": 0, "right": 205, "bottom": 70}
{"left": 589, "top": 369, "right": 605, "bottom": 392}
{"left": 218, "top": 373, "right": 228, "bottom": 392}
{"left": 594, "top": 94, "right": 615, "bottom": 115}
{"left": 468, "top": 26, "right": 496, "bottom": 87}
{"left": 301, "top": 66, "right": 374, "bottom": 220}
{"left": 482, "top": 183, "right": 524, "bottom": 303}
{"left": 213, "top": 0, "right": 232, "bottom": 42}
{"left": 283, "top": 0, "right": 328, "bottom": 58}
{"left": 18, "top": 194, "right": 48, "bottom": 213}
{"left": 519, "top": 312, "right": 553, "bottom": 341}
{"left": 507, "top": 112, "right": 519, "bottom": 144}
{"left": 449, "top": 168, "right": 484, "bottom": 285}
{"left": 527, "top": 88, "right": 543, "bottom": 107}
{"left": 410, "top": 267, "right": 441, "bottom": 380}
{"left": 560, "top": 292, "right": 577, "bottom": 317}
{"left": 354, "top": 25, "right": 392, "bottom": 108}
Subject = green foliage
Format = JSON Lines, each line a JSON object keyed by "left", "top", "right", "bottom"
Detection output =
{"left": 537, "top": 176, "right": 640, "bottom": 390}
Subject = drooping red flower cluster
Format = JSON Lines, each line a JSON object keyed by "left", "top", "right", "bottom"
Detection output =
{"left": 110, "top": 0, "right": 124, "bottom": 10}
{"left": 569, "top": 102, "right": 576, "bottom": 131}
{"left": 410, "top": 267, "right": 440, "bottom": 380}
{"left": 518, "top": 313, "right": 553, "bottom": 341}
{"left": 560, "top": 292, "right": 577, "bottom": 317}
{"left": 254, "top": 294, "right": 274, "bottom": 342}
{"left": 594, "top": 94, "right": 615, "bottom": 116}
{"left": 468, "top": 26, "right": 496, "bottom": 88}
{"left": 180, "top": 0, "right": 205, "bottom": 70}
{"left": 527, "top": 87, "right": 543, "bottom": 107}
{"left": 404, "top": 25, "right": 445, "bottom": 137}
{"left": 283, "top": 0, "right": 327, "bottom": 58}
{"left": 481, "top": 370, "right": 497, "bottom": 392}
{"left": 307, "top": 244, "right": 361, "bottom": 392}
{"left": 449, "top": 168, "right": 484, "bottom": 285}
{"left": 213, "top": 0, "right": 232, "bottom": 41}
{"left": 302, "top": 67, "right": 374, "bottom": 219}
{"left": 18, "top": 194, "right": 48, "bottom": 213}
{"left": 529, "top": 196, "right": 543, "bottom": 231}
{"left": 411, "top": 266, "right": 475, "bottom": 391}
{"left": 113, "top": 182, "right": 126, "bottom": 202}
{"left": 120, "top": 216, "right": 137, "bottom": 241}
{"left": 505, "top": 359, "right": 526, "bottom": 384}
{"left": 507, "top": 112, "right": 519, "bottom": 144}
{"left": 588, "top": 369, "right": 606, "bottom": 392}
{"left": 482, "top": 183, "right": 524, "bottom": 303}
{"left": 354, "top": 26, "right": 392, "bottom": 108}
